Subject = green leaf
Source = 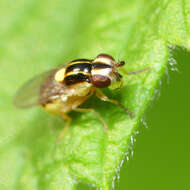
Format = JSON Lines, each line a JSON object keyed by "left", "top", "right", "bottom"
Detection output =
{"left": 0, "top": 0, "right": 190, "bottom": 189}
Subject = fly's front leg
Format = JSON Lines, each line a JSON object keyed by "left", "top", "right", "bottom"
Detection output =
{"left": 75, "top": 87, "right": 96, "bottom": 107}
{"left": 96, "top": 89, "right": 136, "bottom": 118}
{"left": 82, "top": 87, "right": 95, "bottom": 102}
{"left": 73, "top": 107, "right": 108, "bottom": 132}
{"left": 57, "top": 113, "right": 72, "bottom": 141}
{"left": 125, "top": 66, "right": 150, "bottom": 75}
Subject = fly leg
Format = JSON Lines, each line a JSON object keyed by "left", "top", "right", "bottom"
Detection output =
{"left": 73, "top": 108, "right": 108, "bottom": 132}
{"left": 96, "top": 89, "right": 136, "bottom": 118}
{"left": 57, "top": 88, "right": 96, "bottom": 140}
{"left": 125, "top": 66, "right": 150, "bottom": 75}
{"left": 80, "top": 87, "right": 95, "bottom": 103}
{"left": 115, "top": 67, "right": 150, "bottom": 90}
{"left": 57, "top": 113, "right": 72, "bottom": 141}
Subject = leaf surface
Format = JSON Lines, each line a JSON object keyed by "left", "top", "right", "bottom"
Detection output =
{"left": 0, "top": 0, "right": 190, "bottom": 189}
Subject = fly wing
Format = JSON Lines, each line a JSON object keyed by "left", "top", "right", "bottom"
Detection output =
{"left": 14, "top": 67, "right": 66, "bottom": 108}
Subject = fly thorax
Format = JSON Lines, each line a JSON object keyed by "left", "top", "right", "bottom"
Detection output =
{"left": 63, "top": 60, "right": 92, "bottom": 85}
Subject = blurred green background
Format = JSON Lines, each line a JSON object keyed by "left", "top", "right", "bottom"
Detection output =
{"left": 115, "top": 48, "right": 190, "bottom": 190}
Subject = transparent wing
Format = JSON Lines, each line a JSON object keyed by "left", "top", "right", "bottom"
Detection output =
{"left": 14, "top": 67, "right": 64, "bottom": 108}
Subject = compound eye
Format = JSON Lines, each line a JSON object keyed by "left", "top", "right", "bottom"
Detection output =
{"left": 96, "top": 53, "right": 115, "bottom": 62}
{"left": 94, "top": 54, "right": 115, "bottom": 66}
{"left": 91, "top": 75, "right": 111, "bottom": 88}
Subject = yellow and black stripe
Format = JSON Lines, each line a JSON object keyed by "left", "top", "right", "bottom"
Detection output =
{"left": 64, "top": 59, "right": 92, "bottom": 85}
{"left": 64, "top": 58, "right": 113, "bottom": 86}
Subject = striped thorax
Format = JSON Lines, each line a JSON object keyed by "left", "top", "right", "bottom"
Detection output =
{"left": 54, "top": 53, "right": 124, "bottom": 88}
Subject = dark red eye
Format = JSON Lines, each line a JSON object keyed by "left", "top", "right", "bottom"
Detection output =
{"left": 91, "top": 75, "right": 111, "bottom": 88}
{"left": 96, "top": 53, "right": 115, "bottom": 62}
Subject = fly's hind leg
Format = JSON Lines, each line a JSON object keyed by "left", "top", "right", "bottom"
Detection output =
{"left": 96, "top": 89, "right": 136, "bottom": 118}
{"left": 73, "top": 108, "right": 108, "bottom": 132}
{"left": 57, "top": 113, "right": 72, "bottom": 141}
